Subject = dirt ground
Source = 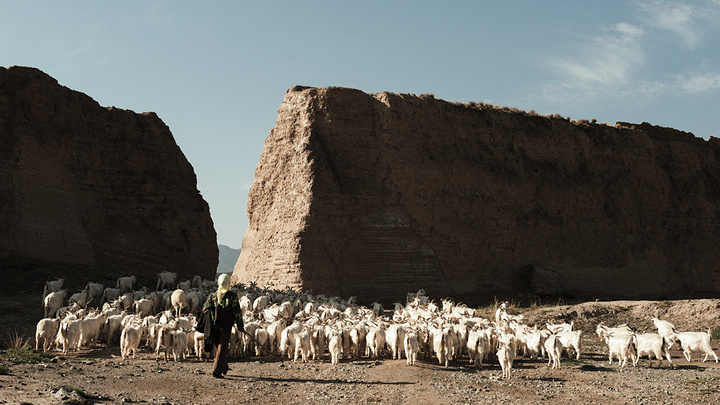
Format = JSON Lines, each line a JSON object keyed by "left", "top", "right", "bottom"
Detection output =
{"left": 1, "top": 281, "right": 720, "bottom": 404}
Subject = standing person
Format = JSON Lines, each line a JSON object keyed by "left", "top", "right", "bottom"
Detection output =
{"left": 201, "top": 273, "right": 245, "bottom": 378}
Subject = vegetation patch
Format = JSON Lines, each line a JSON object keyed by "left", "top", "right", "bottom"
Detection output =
{"left": 4, "top": 347, "right": 55, "bottom": 364}
{"left": 64, "top": 386, "right": 88, "bottom": 396}
{"left": 0, "top": 363, "right": 9, "bottom": 375}
{"left": 685, "top": 376, "right": 718, "bottom": 385}
{"left": 711, "top": 327, "right": 720, "bottom": 340}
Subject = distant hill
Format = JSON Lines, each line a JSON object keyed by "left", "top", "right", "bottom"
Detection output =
{"left": 217, "top": 244, "right": 240, "bottom": 273}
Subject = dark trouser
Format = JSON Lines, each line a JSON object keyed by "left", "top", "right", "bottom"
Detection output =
{"left": 212, "top": 329, "right": 231, "bottom": 376}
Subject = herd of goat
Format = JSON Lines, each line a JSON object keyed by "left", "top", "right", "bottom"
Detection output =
{"left": 36, "top": 272, "right": 719, "bottom": 379}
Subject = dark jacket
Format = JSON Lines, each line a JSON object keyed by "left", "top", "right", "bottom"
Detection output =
{"left": 201, "top": 289, "right": 244, "bottom": 332}
{"left": 196, "top": 309, "right": 215, "bottom": 352}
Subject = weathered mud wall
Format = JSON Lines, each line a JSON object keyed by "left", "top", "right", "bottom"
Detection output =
{"left": 233, "top": 86, "right": 720, "bottom": 304}
{"left": 0, "top": 66, "right": 217, "bottom": 285}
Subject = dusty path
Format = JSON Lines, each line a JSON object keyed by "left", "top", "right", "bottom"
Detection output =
{"left": 1, "top": 343, "right": 719, "bottom": 404}
{"left": 2, "top": 295, "right": 720, "bottom": 404}
{"left": 1, "top": 268, "right": 719, "bottom": 404}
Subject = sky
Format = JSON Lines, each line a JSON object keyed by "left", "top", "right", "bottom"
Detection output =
{"left": 2, "top": 1, "right": 719, "bottom": 248}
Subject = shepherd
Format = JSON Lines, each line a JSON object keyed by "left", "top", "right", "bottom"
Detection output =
{"left": 200, "top": 273, "right": 248, "bottom": 378}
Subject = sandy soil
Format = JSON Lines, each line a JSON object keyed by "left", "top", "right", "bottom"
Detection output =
{"left": 1, "top": 280, "right": 719, "bottom": 404}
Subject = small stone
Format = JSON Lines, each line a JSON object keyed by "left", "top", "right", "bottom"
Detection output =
{"left": 55, "top": 388, "right": 71, "bottom": 400}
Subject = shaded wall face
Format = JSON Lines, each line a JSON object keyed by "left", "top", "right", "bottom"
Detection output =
{"left": 235, "top": 86, "right": 720, "bottom": 304}
{"left": 0, "top": 66, "right": 218, "bottom": 285}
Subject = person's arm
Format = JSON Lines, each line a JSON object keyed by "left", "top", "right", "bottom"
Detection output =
{"left": 230, "top": 293, "right": 244, "bottom": 331}
{"left": 202, "top": 294, "right": 216, "bottom": 321}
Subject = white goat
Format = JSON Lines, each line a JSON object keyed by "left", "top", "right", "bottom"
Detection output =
{"left": 101, "top": 287, "right": 121, "bottom": 305}
{"left": 635, "top": 333, "right": 673, "bottom": 367}
{"left": 35, "top": 318, "right": 60, "bottom": 352}
{"left": 309, "top": 324, "right": 326, "bottom": 360}
{"left": 279, "top": 322, "right": 303, "bottom": 359}
{"left": 294, "top": 329, "right": 311, "bottom": 363}
{"left": 69, "top": 290, "right": 90, "bottom": 308}
{"left": 266, "top": 319, "right": 286, "bottom": 355}
{"left": 366, "top": 325, "right": 386, "bottom": 359}
{"left": 58, "top": 316, "right": 81, "bottom": 354}
{"left": 671, "top": 330, "right": 719, "bottom": 363}
{"left": 191, "top": 275, "right": 203, "bottom": 289}
{"left": 328, "top": 330, "right": 342, "bottom": 365}
{"left": 239, "top": 295, "right": 252, "bottom": 314}
{"left": 134, "top": 298, "right": 154, "bottom": 317}
{"left": 497, "top": 333, "right": 515, "bottom": 379}
{"left": 404, "top": 330, "right": 419, "bottom": 365}
{"left": 651, "top": 317, "right": 676, "bottom": 339}
{"left": 466, "top": 327, "right": 487, "bottom": 367}
{"left": 526, "top": 329, "right": 549, "bottom": 360}
{"left": 177, "top": 280, "right": 192, "bottom": 291}
{"left": 386, "top": 324, "right": 406, "bottom": 360}
{"left": 78, "top": 314, "right": 104, "bottom": 348}
{"left": 116, "top": 293, "right": 133, "bottom": 311}
{"left": 253, "top": 295, "right": 269, "bottom": 312}
{"left": 172, "top": 329, "right": 188, "bottom": 361}
{"left": 607, "top": 333, "right": 637, "bottom": 368}
{"left": 120, "top": 322, "right": 143, "bottom": 359}
{"left": 85, "top": 282, "right": 104, "bottom": 307}
{"left": 116, "top": 276, "right": 136, "bottom": 293}
{"left": 431, "top": 326, "right": 451, "bottom": 367}
{"left": 556, "top": 330, "right": 583, "bottom": 360}
{"left": 170, "top": 289, "right": 187, "bottom": 318}
{"left": 156, "top": 323, "right": 176, "bottom": 361}
{"left": 43, "top": 278, "right": 65, "bottom": 299}
{"left": 544, "top": 334, "right": 562, "bottom": 369}
{"left": 596, "top": 322, "right": 633, "bottom": 342}
{"left": 185, "top": 290, "right": 202, "bottom": 315}
{"left": 194, "top": 331, "right": 211, "bottom": 361}
{"left": 255, "top": 328, "right": 269, "bottom": 357}
{"left": 156, "top": 271, "right": 177, "bottom": 291}
{"left": 44, "top": 290, "right": 67, "bottom": 318}
{"left": 546, "top": 320, "right": 574, "bottom": 334}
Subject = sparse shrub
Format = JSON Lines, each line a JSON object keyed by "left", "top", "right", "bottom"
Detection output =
{"left": 657, "top": 300, "right": 673, "bottom": 309}
{"left": 0, "top": 363, "right": 9, "bottom": 375}
{"left": 711, "top": 327, "right": 720, "bottom": 340}
{"left": 0, "top": 329, "right": 32, "bottom": 350}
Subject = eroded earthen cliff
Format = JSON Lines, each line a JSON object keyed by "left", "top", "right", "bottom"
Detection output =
{"left": 233, "top": 86, "right": 720, "bottom": 304}
{"left": 0, "top": 66, "right": 217, "bottom": 286}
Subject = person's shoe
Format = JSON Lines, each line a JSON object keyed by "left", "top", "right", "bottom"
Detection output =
{"left": 212, "top": 373, "right": 224, "bottom": 379}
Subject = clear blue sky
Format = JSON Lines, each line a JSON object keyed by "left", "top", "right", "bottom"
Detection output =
{"left": 2, "top": 1, "right": 719, "bottom": 248}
